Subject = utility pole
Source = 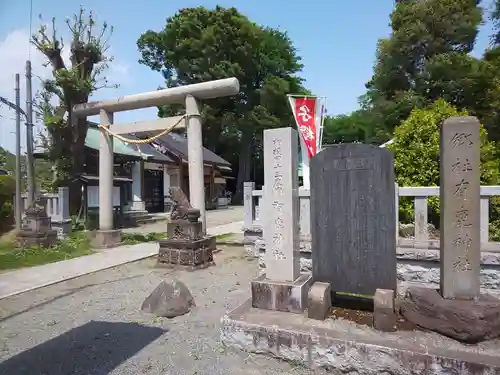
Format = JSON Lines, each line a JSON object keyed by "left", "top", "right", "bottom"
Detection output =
{"left": 15, "top": 74, "right": 22, "bottom": 230}
{"left": 25, "top": 60, "right": 35, "bottom": 205}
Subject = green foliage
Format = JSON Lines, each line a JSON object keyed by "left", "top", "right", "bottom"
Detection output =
{"left": 32, "top": 7, "right": 115, "bottom": 209}
{"left": 0, "top": 148, "right": 7, "bottom": 169}
{"left": 0, "top": 231, "right": 93, "bottom": 270}
{"left": 0, "top": 174, "right": 15, "bottom": 233}
{"left": 121, "top": 232, "right": 167, "bottom": 245}
{"left": 70, "top": 215, "right": 86, "bottom": 231}
{"left": 137, "top": 6, "right": 308, "bottom": 199}
{"left": 388, "top": 100, "right": 500, "bottom": 225}
{"left": 322, "top": 110, "right": 377, "bottom": 144}
{"left": 0, "top": 147, "right": 55, "bottom": 192}
{"left": 120, "top": 232, "right": 233, "bottom": 245}
{"left": 0, "top": 174, "right": 15, "bottom": 195}
{"left": 363, "top": 0, "right": 500, "bottom": 141}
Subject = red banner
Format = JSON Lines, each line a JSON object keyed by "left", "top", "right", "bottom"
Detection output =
{"left": 290, "top": 96, "right": 317, "bottom": 159}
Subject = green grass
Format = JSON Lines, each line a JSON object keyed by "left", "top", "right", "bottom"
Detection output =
{"left": 121, "top": 232, "right": 168, "bottom": 245}
{"left": 335, "top": 292, "right": 374, "bottom": 299}
{"left": 0, "top": 229, "right": 234, "bottom": 271}
{"left": 215, "top": 233, "right": 233, "bottom": 240}
{"left": 0, "top": 231, "right": 93, "bottom": 271}
{"left": 121, "top": 232, "right": 234, "bottom": 245}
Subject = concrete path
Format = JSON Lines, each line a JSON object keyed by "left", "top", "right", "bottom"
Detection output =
{"left": 0, "top": 246, "right": 323, "bottom": 375}
{"left": 122, "top": 206, "right": 244, "bottom": 234}
{"left": 0, "top": 220, "right": 243, "bottom": 301}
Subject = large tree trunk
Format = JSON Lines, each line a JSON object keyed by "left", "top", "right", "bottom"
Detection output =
{"left": 204, "top": 120, "right": 223, "bottom": 152}
{"left": 68, "top": 113, "right": 88, "bottom": 215}
{"left": 233, "top": 128, "right": 253, "bottom": 204}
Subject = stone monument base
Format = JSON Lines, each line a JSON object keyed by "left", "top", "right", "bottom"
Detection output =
{"left": 17, "top": 206, "right": 58, "bottom": 248}
{"left": 251, "top": 273, "right": 313, "bottom": 314}
{"left": 157, "top": 210, "right": 216, "bottom": 271}
{"left": 400, "top": 287, "right": 500, "bottom": 343}
{"left": 157, "top": 237, "right": 215, "bottom": 271}
{"left": 17, "top": 229, "right": 58, "bottom": 248}
{"left": 89, "top": 229, "right": 122, "bottom": 248}
{"left": 221, "top": 299, "right": 500, "bottom": 374}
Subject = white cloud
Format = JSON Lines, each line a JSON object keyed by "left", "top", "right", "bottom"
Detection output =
{"left": 0, "top": 28, "right": 131, "bottom": 153}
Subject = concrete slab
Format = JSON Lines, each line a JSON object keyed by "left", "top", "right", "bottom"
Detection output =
{"left": 221, "top": 299, "right": 500, "bottom": 374}
{"left": 0, "top": 221, "right": 243, "bottom": 300}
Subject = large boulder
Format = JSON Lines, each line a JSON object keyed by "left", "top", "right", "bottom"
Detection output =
{"left": 141, "top": 280, "right": 195, "bottom": 318}
{"left": 400, "top": 287, "right": 500, "bottom": 343}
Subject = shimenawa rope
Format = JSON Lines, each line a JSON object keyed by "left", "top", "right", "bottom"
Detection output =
{"left": 98, "top": 114, "right": 187, "bottom": 144}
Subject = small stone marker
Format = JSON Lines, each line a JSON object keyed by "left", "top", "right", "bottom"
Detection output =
{"left": 374, "top": 289, "right": 396, "bottom": 332}
{"left": 440, "top": 116, "right": 481, "bottom": 300}
{"left": 310, "top": 144, "right": 397, "bottom": 295}
{"left": 307, "top": 282, "right": 332, "bottom": 320}
{"left": 263, "top": 127, "right": 300, "bottom": 282}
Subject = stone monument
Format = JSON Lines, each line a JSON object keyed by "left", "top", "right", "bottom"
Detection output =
{"left": 157, "top": 187, "right": 215, "bottom": 270}
{"left": 17, "top": 195, "right": 58, "bottom": 248}
{"left": 250, "top": 127, "right": 312, "bottom": 314}
{"left": 440, "top": 116, "right": 481, "bottom": 299}
{"left": 308, "top": 144, "right": 397, "bottom": 327}
{"left": 401, "top": 116, "right": 500, "bottom": 343}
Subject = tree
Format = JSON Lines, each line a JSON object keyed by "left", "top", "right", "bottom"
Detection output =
{"left": 322, "top": 110, "right": 377, "bottom": 145}
{"left": 0, "top": 174, "right": 15, "bottom": 234}
{"left": 388, "top": 99, "right": 500, "bottom": 231}
{"left": 0, "top": 148, "right": 7, "bottom": 169}
{"left": 137, "top": 6, "right": 307, "bottom": 201}
{"left": 363, "top": 0, "right": 492, "bottom": 140}
{"left": 32, "top": 7, "right": 115, "bottom": 211}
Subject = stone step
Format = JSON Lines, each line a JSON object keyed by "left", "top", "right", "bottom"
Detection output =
{"left": 123, "top": 210, "right": 149, "bottom": 218}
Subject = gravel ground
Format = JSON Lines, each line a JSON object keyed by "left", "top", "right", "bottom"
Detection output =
{"left": 122, "top": 206, "right": 244, "bottom": 234}
{"left": 0, "top": 245, "right": 326, "bottom": 375}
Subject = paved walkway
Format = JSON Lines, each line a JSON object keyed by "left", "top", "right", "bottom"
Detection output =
{"left": 122, "top": 206, "right": 244, "bottom": 234}
{"left": 0, "top": 220, "right": 243, "bottom": 300}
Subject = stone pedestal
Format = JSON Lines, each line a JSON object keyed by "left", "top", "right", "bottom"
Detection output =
{"left": 17, "top": 206, "right": 58, "bottom": 248}
{"left": 157, "top": 209, "right": 215, "bottom": 271}
{"left": 90, "top": 229, "right": 122, "bottom": 248}
{"left": 251, "top": 273, "right": 313, "bottom": 314}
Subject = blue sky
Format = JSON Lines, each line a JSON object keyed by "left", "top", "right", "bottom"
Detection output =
{"left": 0, "top": 0, "right": 496, "bottom": 152}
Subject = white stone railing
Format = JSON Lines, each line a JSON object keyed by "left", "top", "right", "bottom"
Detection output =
{"left": 20, "top": 187, "right": 70, "bottom": 223}
{"left": 243, "top": 182, "right": 500, "bottom": 252}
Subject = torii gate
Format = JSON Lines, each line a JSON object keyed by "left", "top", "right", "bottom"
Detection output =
{"left": 73, "top": 78, "right": 240, "bottom": 247}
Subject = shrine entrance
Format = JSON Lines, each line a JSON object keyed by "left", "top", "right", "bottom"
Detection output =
{"left": 144, "top": 169, "right": 164, "bottom": 213}
{"left": 72, "top": 78, "right": 240, "bottom": 247}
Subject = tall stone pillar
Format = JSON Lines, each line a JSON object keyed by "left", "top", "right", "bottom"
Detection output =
{"left": 93, "top": 109, "right": 121, "bottom": 248}
{"left": 99, "top": 109, "right": 114, "bottom": 230}
{"left": 440, "top": 116, "right": 481, "bottom": 300}
{"left": 131, "top": 161, "right": 145, "bottom": 211}
{"left": 185, "top": 95, "right": 206, "bottom": 234}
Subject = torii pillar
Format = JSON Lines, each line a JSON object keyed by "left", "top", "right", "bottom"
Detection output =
{"left": 73, "top": 78, "right": 240, "bottom": 247}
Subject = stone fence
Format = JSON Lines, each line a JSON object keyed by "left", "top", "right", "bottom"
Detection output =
{"left": 243, "top": 181, "right": 500, "bottom": 292}
{"left": 20, "top": 187, "right": 71, "bottom": 237}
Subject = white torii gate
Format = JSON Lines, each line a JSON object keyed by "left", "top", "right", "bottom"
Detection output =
{"left": 73, "top": 78, "right": 240, "bottom": 247}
